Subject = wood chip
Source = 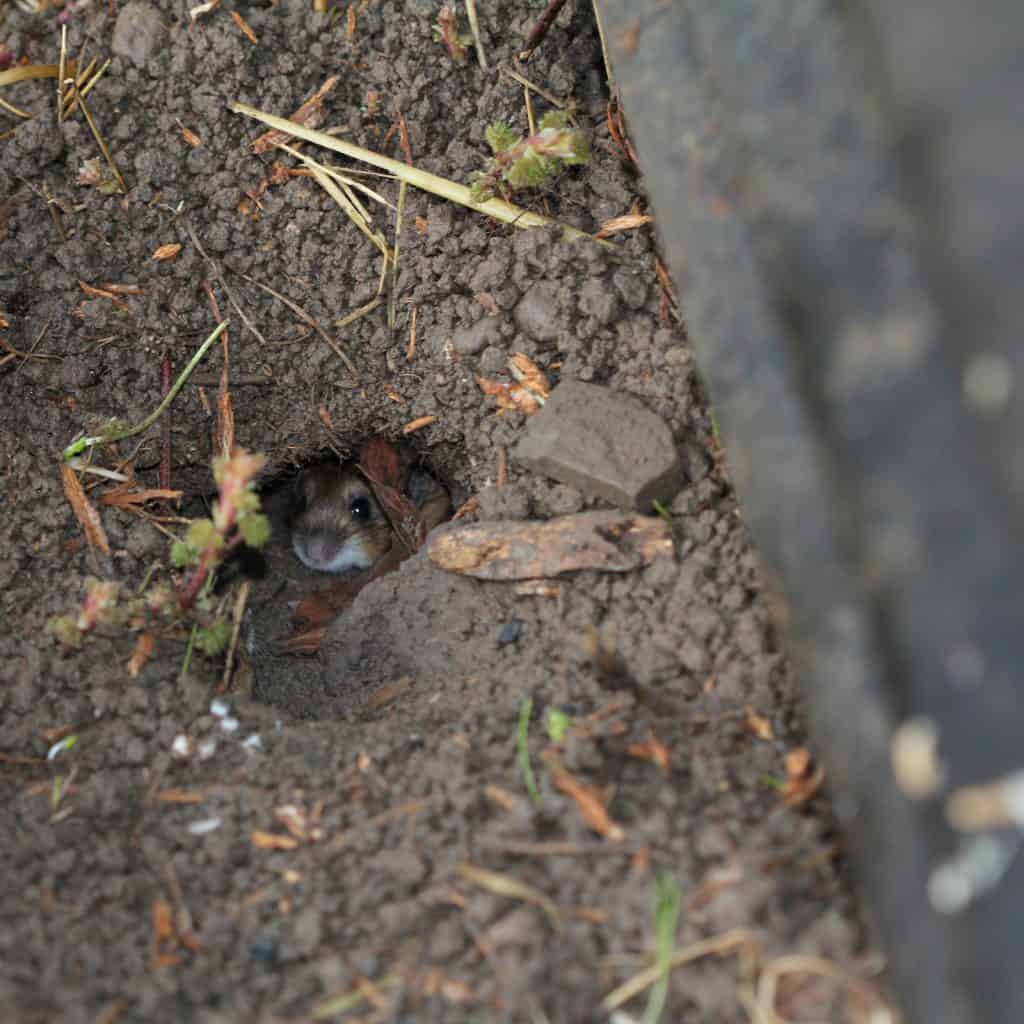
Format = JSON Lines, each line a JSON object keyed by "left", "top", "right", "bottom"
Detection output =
{"left": 127, "top": 631, "right": 154, "bottom": 678}
{"left": 251, "top": 829, "right": 299, "bottom": 851}
{"left": 402, "top": 414, "right": 436, "bottom": 434}
{"left": 426, "top": 510, "right": 672, "bottom": 580}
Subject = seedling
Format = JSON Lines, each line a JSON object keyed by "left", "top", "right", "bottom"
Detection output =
{"left": 470, "top": 111, "right": 589, "bottom": 203}
{"left": 518, "top": 697, "right": 542, "bottom": 808}
{"left": 434, "top": 3, "right": 471, "bottom": 65}
{"left": 50, "top": 447, "right": 269, "bottom": 662}
{"left": 645, "top": 872, "right": 681, "bottom": 1024}
{"left": 546, "top": 708, "right": 570, "bottom": 743}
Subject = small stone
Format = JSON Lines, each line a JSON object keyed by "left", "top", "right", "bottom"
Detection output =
{"left": 577, "top": 277, "right": 619, "bottom": 325}
{"left": 513, "top": 382, "right": 683, "bottom": 509}
{"left": 112, "top": 2, "right": 167, "bottom": 67}
{"left": 497, "top": 620, "right": 522, "bottom": 647}
{"left": 452, "top": 317, "right": 502, "bottom": 356}
{"left": 514, "top": 281, "right": 562, "bottom": 342}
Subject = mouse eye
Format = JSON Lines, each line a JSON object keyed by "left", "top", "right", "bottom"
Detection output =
{"left": 350, "top": 496, "right": 372, "bottom": 521}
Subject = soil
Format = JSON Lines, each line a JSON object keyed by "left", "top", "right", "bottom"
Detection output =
{"left": 1, "top": 2, "right": 888, "bottom": 1022}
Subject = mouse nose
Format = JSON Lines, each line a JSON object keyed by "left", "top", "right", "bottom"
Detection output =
{"left": 305, "top": 536, "right": 335, "bottom": 566}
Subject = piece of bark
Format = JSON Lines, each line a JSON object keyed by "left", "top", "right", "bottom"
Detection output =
{"left": 425, "top": 511, "right": 673, "bottom": 580}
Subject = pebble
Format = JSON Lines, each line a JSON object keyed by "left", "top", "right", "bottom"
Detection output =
{"left": 112, "top": 2, "right": 167, "bottom": 67}
{"left": 452, "top": 317, "right": 502, "bottom": 356}
{"left": 513, "top": 280, "right": 562, "bottom": 342}
{"left": 513, "top": 381, "right": 683, "bottom": 509}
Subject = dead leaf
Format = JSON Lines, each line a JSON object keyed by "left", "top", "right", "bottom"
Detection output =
{"left": 426, "top": 511, "right": 673, "bottom": 580}
{"left": 476, "top": 374, "right": 541, "bottom": 416}
{"left": 176, "top": 119, "right": 201, "bottom": 147}
{"left": 474, "top": 291, "right": 500, "bottom": 316}
{"left": 781, "top": 747, "right": 826, "bottom": 807}
{"left": 98, "top": 485, "right": 182, "bottom": 508}
{"left": 743, "top": 705, "right": 774, "bottom": 742}
{"left": 79, "top": 280, "right": 130, "bottom": 310}
{"left": 128, "top": 631, "right": 154, "bottom": 678}
{"left": 151, "top": 243, "right": 182, "bottom": 262}
{"left": 60, "top": 463, "right": 110, "bottom": 554}
{"left": 507, "top": 352, "right": 550, "bottom": 401}
{"left": 251, "top": 830, "right": 299, "bottom": 851}
{"left": 150, "top": 895, "right": 178, "bottom": 969}
{"left": 548, "top": 763, "right": 625, "bottom": 841}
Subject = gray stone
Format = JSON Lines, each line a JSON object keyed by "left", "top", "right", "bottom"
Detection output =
{"left": 452, "top": 317, "right": 502, "bottom": 356}
{"left": 513, "top": 382, "right": 683, "bottom": 509}
{"left": 578, "top": 277, "right": 620, "bottom": 325}
{"left": 513, "top": 280, "right": 562, "bottom": 342}
{"left": 112, "top": 2, "right": 167, "bottom": 67}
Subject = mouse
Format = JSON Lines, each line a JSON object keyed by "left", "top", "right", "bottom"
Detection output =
{"left": 289, "top": 462, "right": 451, "bottom": 574}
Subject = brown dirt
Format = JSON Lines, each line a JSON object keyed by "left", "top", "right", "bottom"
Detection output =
{"left": 0, "top": 1, "right": 888, "bottom": 1021}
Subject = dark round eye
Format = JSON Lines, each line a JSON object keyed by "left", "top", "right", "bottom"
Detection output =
{"left": 350, "top": 496, "right": 372, "bottom": 521}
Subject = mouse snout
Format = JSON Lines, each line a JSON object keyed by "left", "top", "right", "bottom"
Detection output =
{"left": 292, "top": 529, "right": 379, "bottom": 574}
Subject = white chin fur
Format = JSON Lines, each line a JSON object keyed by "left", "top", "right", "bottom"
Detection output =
{"left": 293, "top": 535, "right": 374, "bottom": 574}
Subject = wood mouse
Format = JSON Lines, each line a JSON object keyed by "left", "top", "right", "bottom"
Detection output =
{"left": 289, "top": 462, "right": 450, "bottom": 574}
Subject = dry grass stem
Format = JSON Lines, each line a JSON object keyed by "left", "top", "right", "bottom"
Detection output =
{"left": 464, "top": 0, "right": 487, "bottom": 69}
{"left": 231, "top": 102, "right": 606, "bottom": 243}
{"left": 388, "top": 180, "right": 407, "bottom": 328}
{"left": 499, "top": 66, "right": 566, "bottom": 108}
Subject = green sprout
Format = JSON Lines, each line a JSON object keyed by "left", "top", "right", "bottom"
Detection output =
{"left": 644, "top": 872, "right": 681, "bottom": 1024}
{"left": 50, "top": 447, "right": 269, "bottom": 667}
{"left": 470, "top": 111, "right": 590, "bottom": 203}
{"left": 433, "top": 3, "right": 471, "bottom": 65}
{"left": 546, "top": 708, "right": 570, "bottom": 743}
{"left": 518, "top": 697, "right": 542, "bottom": 808}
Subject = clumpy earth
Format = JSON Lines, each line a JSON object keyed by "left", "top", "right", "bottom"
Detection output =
{"left": 1, "top": 1, "right": 891, "bottom": 1021}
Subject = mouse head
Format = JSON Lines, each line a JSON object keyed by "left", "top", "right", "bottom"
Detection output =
{"left": 289, "top": 464, "right": 392, "bottom": 573}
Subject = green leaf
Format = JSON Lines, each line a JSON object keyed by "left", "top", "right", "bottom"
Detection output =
{"left": 170, "top": 540, "right": 194, "bottom": 567}
{"left": 485, "top": 121, "right": 520, "bottom": 155}
{"left": 507, "top": 151, "right": 551, "bottom": 189}
{"left": 538, "top": 110, "right": 568, "bottom": 131}
{"left": 196, "top": 618, "right": 229, "bottom": 655}
{"left": 518, "top": 697, "right": 541, "bottom": 808}
{"left": 238, "top": 512, "right": 271, "bottom": 548}
{"left": 546, "top": 708, "right": 570, "bottom": 743}
{"left": 185, "top": 518, "right": 217, "bottom": 551}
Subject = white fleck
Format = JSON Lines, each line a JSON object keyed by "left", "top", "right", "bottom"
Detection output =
{"left": 198, "top": 738, "right": 218, "bottom": 761}
{"left": 928, "top": 834, "right": 1020, "bottom": 914}
{"left": 47, "top": 735, "right": 77, "bottom": 761}
{"left": 171, "top": 734, "right": 194, "bottom": 759}
{"left": 220, "top": 716, "right": 240, "bottom": 734}
{"left": 243, "top": 733, "right": 263, "bottom": 752}
{"left": 187, "top": 817, "right": 222, "bottom": 836}
{"left": 210, "top": 698, "right": 230, "bottom": 718}
{"left": 963, "top": 352, "right": 1013, "bottom": 413}
{"left": 891, "top": 717, "right": 946, "bottom": 799}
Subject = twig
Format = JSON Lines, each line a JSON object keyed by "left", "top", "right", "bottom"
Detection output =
{"left": 182, "top": 219, "right": 268, "bottom": 347}
{"left": 216, "top": 581, "right": 250, "bottom": 695}
{"left": 57, "top": 25, "right": 67, "bottom": 122}
{"left": 517, "top": 0, "right": 569, "bottom": 60}
{"left": 464, "top": 0, "right": 487, "bottom": 69}
{"left": 499, "top": 66, "right": 566, "bottom": 110}
{"left": 78, "top": 93, "right": 127, "bottom": 194}
{"left": 241, "top": 275, "right": 360, "bottom": 381}
{"left": 387, "top": 180, "right": 406, "bottom": 329}
{"left": 591, "top": 0, "right": 616, "bottom": 96}
{"left": 231, "top": 101, "right": 609, "bottom": 244}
